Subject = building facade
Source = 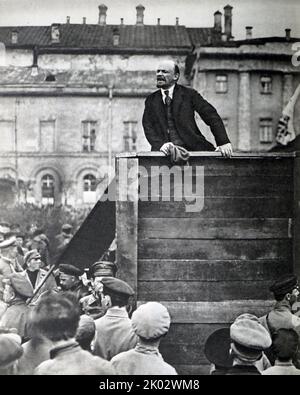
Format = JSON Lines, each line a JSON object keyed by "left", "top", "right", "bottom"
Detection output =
{"left": 0, "top": 4, "right": 299, "bottom": 206}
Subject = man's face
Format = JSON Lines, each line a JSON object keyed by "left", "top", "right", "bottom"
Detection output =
{"left": 59, "top": 273, "right": 77, "bottom": 290}
{"left": 156, "top": 61, "right": 179, "bottom": 89}
{"left": 16, "top": 237, "right": 24, "bottom": 247}
{"left": 3, "top": 283, "right": 14, "bottom": 303}
{"left": 27, "top": 257, "right": 41, "bottom": 272}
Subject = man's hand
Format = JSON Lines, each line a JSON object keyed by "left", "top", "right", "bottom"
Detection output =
{"left": 160, "top": 142, "right": 174, "bottom": 155}
{"left": 216, "top": 143, "right": 233, "bottom": 158}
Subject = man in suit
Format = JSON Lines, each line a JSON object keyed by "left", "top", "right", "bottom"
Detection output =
{"left": 142, "top": 60, "right": 232, "bottom": 158}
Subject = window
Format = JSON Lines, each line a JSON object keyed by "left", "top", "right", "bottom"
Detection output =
{"left": 260, "top": 76, "right": 272, "bottom": 94}
{"left": 41, "top": 174, "right": 55, "bottom": 205}
{"left": 83, "top": 174, "right": 97, "bottom": 204}
{"left": 123, "top": 121, "right": 137, "bottom": 151}
{"left": 259, "top": 118, "right": 273, "bottom": 143}
{"left": 216, "top": 75, "right": 228, "bottom": 93}
{"left": 82, "top": 121, "right": 97, "bottom": 152}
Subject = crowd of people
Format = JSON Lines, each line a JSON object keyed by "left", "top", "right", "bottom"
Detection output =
{"left": 1, "top": 219, "right": 300, "bottom": 375}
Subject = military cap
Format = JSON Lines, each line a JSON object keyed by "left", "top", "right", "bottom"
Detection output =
{"left": 59, "top": 264, "right": 83, "bottom": 277}
{"left": 0, "top": 334, "right": 23, "bottom": 367}
{"left": 3, "top": 273, "right": 34, "bottom": 299}
{"left": 91, "top": 261, "right": 117, "bottom": 277}
{"left": 269, "top": 274, "right": 298, "bottom": 296}
{"left": 0, "top": 235, "right": 17, "bottom": 249}
{"left": 204, "top": 328, "right": 233, "bottom": 368}
{"left": 230, "top": 316, "right": 272, "bottom": 352}
{"left": 24, "top": 249, "right": 41, "bottom": 266}
{"left": 131, "top": 302, "right": 171, "bottom": 340}
{"left": 100, "top": 276, "right": 134, "bottom": 296}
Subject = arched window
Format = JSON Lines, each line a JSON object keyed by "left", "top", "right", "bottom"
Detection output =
{"left": 83, "top": 174, "right": 97, "bottom": 203}
{"left": 41, "top": 174, "right": 55, "bottom": 205}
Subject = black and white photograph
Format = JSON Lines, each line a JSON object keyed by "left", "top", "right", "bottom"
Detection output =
{"left": 0, "top": 0, "right": 300, "bottom": 377}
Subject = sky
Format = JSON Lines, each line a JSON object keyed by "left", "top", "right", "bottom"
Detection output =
{"left": 0, "top": 0, "right": 299, "bottom": 39}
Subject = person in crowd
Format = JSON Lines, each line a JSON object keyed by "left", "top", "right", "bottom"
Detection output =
{"left": 17, "top": 306, "right": 54, "bottom": 375}
{"left": 15, "top": 233, "right": 28, "bottom": 268}
{"left": 262, "top": 328, "right": 300, "bottom": 375}
{"left": 142, "top": 59, "right": 232, "bottom": 157}
{"left": 0, "top": 222, "right": 11, "bottom": 242}
{"left": 33, "top": 293, "right": 115, "bottom": 375}
{"left": 0, "top": 273, "right": 33, "bottom": 339}
{"left": 0, "top": 329, "right": 23, "bottom": 375}
{"left": 75, "top": 314, "right": 96, "bottom": 352}
{"left": 55, "top": 224, "right": 74, "bottom": 248}
{"left": 27, "top": 229, "right": 50, "bottom": 268}
{"left": 93, "top": 277, "right": 138, "bottom": 360}
{"left": 111, "top": 301, "right": 177, "bottom": 375}
{"left": 58, "top": 264, "right": 89, "bottom": 302}
{"left": 80, "top": 260, "right": 118, "bottom": 319}
{"left": 226, "top": 314, "right": 272, "bottom": 375}
{"left": 23, "top": 250, "right": 57, "bottom": 305}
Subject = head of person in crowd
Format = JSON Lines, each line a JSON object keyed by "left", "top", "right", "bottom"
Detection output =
{"left": 75, "top": 314, "right": 96, "bottom": 352}
{"left": 24, "top": 249, "right": 42, "bottom": 273}
{"left": 90, "top": 261, "right": 118, "bottom": 295}
{"left": 204, "top": 328, "right": 233, "bottom": 375}
{"left": 131, "top": 302, "right": 171, "bottom": 347}
{"left": 59, "top": 264, "right": 83, "bottom": 291}
{"left": 230, "top": 314, "right": 272, "bottom": 365}
{"left": 2, "top": 273, "right": 33, "bottom": 304}
{"left": 0, "top": 234, "right": 19, "bottom": 261}
{"left": 272, "top": 328, "right": 299, "bottom": 363}
{"left": 15, "top": 233, "right": 26, "bottom": 248}
{"left": 61, "top": 224, "right": 73, "bottom": 236}
{"left": 30, "top": 292, "right": 80, "bottom": 343}
{"left": 97, "top": 277, "right": 134, "bottom": 311}
{"left": 269, "top": 274, "right": 299, "bottom": 306}
{"left": 0, "top": 222, "right": 11, "bottom": 243}
{"left": 0, "top": 330, "right": 23, "bottom": 375}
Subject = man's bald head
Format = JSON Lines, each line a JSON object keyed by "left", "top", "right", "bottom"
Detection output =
{"left": 156, "top": 60, "right": 180, "bottom": 89}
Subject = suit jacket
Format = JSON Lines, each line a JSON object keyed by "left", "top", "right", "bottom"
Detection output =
{"left": 142, "top": 84, "right": 230, "bottom": 151}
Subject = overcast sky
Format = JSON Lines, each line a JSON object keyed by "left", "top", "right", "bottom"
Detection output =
{"left": 0, "top": 0, "right": 299, "bottom": 39}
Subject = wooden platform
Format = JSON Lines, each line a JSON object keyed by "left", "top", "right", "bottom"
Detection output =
{"left": 116, "top": 152, "right": 300, "bottom": 375}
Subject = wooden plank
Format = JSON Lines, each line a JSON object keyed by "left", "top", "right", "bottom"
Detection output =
{"left": 139, "top": 218, "right": 291, "bottom": 239}
{"left": 139, "top": 197, "right": 293, "bottom": 218}
{"left": 139, "top": 157, "right": 293, "bottom": 176}
{"left": 138, "top": 239, "right": 292, "bottom": 260}
{"left": 138, "top": 259, "right": 291, "bottom": 281}
{"left": 294, "top": 155, "right": 300, "bottom": 278}
{"left": 137, "top": 301, "right": 275, "bottom": 323}
{"left": 116, "top": 157, "right": 139, "bottom": 293}
{"left": 138, "top": 281, "right": 275, "bottom": 301}
{"left": 139, "top": 174, "right": 292, "bottom": 199}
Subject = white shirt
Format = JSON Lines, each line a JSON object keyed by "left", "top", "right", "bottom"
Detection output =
{"left": 161, "top": 84, "right": 175, "bottom": 104}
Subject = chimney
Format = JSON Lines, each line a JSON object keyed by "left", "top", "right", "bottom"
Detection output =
{"left": 11, "top": 30, "right": 18, "bottom": 44}
{"left": 136, "top": 4, "right": 145, "bottom": 25}
{"left": 120, "top": 18, "right": 124, "bottom": 25}
{"left": 221, "top": 33, "right": 227, "bottom": 42}
{"left": 31, "top": 46, "right": 38, "bottom": 76}
{"left": 83, "top": 17, "right": 87, "bottom": 24}
{"left": 51, "top": 24, "right": 60, "bottom": 44}
{"left": 245, "top": 26, "right": 253, "bottom": 39}
{"left": 113, "top": 28, "right": 120, "bottom": 46}
{"left": 98, "top": 4, "right": 107, "bottom": 25}
{"left": 176, "top": 17, "right": 179, "bottom": 26}
{"left": 285, "top": 28, "right": 291, "bottom": 40}
{"left": 157, "top": 18, "right": 160, "bottom": 26}
{"left": 66, "top": 16, "right": 70, "bottom": 24}
{"left": 214, "top": 11, "right": 222, "bottom": 32}
{"left": 224, "top": 4, "right": 233, "bottom": 40}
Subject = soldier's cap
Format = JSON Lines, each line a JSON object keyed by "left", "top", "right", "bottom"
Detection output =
{"left": 204, "top": 328, "right": 233, "bottom": 368}
{"left": 0, "top": 235, "right": 17, "bottom": 249}
{"left": 0, "top": 333, "right": 23, "bottom": 368}
{"left": 59, "top": 264, "right": 83, "bottom": 277}
{"left": 62, "top": 224, "right": 72, "bottom": 231}
{"left": 269, "top": 274, "right": 298, "bottom": 296}
{"left": 100, "top": 276, "right": 134, "bottom": 296}
{"left": 131, "top": 302, "right": 171, "bottom": 340}
{"left": 0, "top": 222, "right": 11, "bottom": 235}
{"left": 230, "top": 315, "right": 272, "bottom": 362}
{"left": 24, "top": 249, "right": 41, "bottom": 266}
{"left": 91, "top": 261, "right": 117, "bottom": 277}
{"left": 3, "top": 273, "right": 34, "bottom": 299}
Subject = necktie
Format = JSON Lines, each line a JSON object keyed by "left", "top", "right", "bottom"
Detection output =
{"left": 165, "top": 90, "right": 172, "bottom": 106}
